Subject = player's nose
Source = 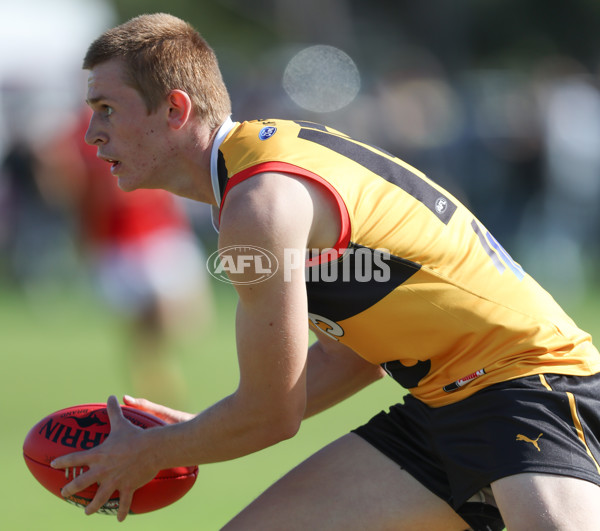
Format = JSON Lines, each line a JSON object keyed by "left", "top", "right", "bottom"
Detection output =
{"left": 85, "top": 114, "right": 107, "bottom": 145}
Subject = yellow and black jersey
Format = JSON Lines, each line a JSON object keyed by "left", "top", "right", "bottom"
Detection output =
{"left": 212, "top": 118, "right": 600, "bottom": 407}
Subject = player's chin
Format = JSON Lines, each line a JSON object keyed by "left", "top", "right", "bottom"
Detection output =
{"left": 116, "top": 175, "right": 141, "bottom": 192}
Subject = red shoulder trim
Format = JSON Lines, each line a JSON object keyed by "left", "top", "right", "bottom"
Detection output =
{"left": 219, "top": 161, "right": 351, "bottom": 264}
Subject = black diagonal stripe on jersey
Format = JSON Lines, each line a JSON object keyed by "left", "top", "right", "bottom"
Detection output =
{"left": 306, "top": 245, "right": 421, "bottom": 322}
{"left": 293, "top": 120, "right": 329, "bottom": 132}
{"left": 298, "top": 128, "right": 457, "bottom": 224}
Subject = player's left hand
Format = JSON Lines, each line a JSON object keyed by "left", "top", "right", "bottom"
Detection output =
{"left": 51, "top": 395, "right": 160, "bottom": 522}
{"left": 123, "top": 394, "right": 195, "bottom": 424}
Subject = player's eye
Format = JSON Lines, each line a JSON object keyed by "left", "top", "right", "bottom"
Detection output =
{"left": 103, "top": 105, "right": 114, "bottom": 117}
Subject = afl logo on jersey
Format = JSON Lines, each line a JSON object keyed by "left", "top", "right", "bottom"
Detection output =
{"left": 435, "top": 197, "right": 448, "bottom": 214}
{"left": 259, "top": 126, "right": 277, "bottom": 140}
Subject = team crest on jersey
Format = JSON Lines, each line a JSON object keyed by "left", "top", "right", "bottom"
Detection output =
{"left": 308, "top": 313, "right": 344, "bottom": 341}
{"left": 259, "top": 126, "right": 277, "bottom": 140}
{"left": 435, "top": 197, "right": 448, "bottom": 214}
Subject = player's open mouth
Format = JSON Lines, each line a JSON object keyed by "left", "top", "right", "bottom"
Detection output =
{"left": 107, "top": 159, "right": 121, "bottom": 173}
{"left": 98, "top": 154, "right": 121, "bottom": 173}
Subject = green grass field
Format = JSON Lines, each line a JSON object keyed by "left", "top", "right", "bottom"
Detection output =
{"left": 3, "top": 278, "right": 404, "bottom": 530}
{"left": 4, "top": 274, "right": 600, "bottom": 530}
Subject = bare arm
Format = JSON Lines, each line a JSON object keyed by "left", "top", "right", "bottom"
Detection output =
{"left": 304, "top": 329, "right": 386, "bottom": 419}
{"left": 126, "top": 332, "right": 386, "bottom": 423}
{"left": 51, "top": 172, "right": 318, "bottom": 519}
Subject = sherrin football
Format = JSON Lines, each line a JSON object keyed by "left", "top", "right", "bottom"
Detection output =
{"left": 23, "top": 403, "right": 198, "bottom": 515}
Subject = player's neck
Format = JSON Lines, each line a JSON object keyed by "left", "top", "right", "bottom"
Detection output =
{"left": 162, "top": 122, "right": 218, "bottom": 205}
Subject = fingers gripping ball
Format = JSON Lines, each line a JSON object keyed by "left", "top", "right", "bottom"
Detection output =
{"left": 23, "top": 404, "right": 198, "bottom": 515}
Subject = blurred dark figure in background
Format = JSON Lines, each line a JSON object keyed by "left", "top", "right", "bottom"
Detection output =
{"left": 0, "top": 138, "right": 73, "bottom": 293}
{"left": 38, "top": 108, "right": 213, "bottom": 408}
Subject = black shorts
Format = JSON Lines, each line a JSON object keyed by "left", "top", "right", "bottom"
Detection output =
{"left": 352, "top": 372, "right": 600, "bottom": 531}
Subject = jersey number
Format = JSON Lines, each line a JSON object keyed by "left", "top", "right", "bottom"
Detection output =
{"left": 471, "top": 219, "right": 524, "bottom": 280}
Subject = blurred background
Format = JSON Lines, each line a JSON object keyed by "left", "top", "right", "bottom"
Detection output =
{"left": 3, "top": 0, "right": 600, "bottom": 529}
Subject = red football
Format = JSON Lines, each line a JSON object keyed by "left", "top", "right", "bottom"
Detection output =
{"left": 23, "top": 403, "right": 198, "bottom": 515}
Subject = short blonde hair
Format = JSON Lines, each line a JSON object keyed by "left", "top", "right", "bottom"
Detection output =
{"left": 83, "top": 13, "right": 231, "bottom": 130}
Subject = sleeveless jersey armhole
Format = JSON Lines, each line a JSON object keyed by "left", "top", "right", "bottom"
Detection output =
{"left": 219, "top": 161, "right": 351, "bottom": 265}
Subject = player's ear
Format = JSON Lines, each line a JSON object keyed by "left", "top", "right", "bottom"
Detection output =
{"left": 166, "top": 89, "right": 192, "bottom": 129}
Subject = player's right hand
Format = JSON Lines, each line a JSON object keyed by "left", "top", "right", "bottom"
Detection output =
{"left": 52, "top": 395, "right": 159, "bottom": 522}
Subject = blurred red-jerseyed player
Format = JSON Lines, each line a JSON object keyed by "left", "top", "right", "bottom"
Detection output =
{"left": 39, "top": 107, "right": 213, "bottom": 408}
